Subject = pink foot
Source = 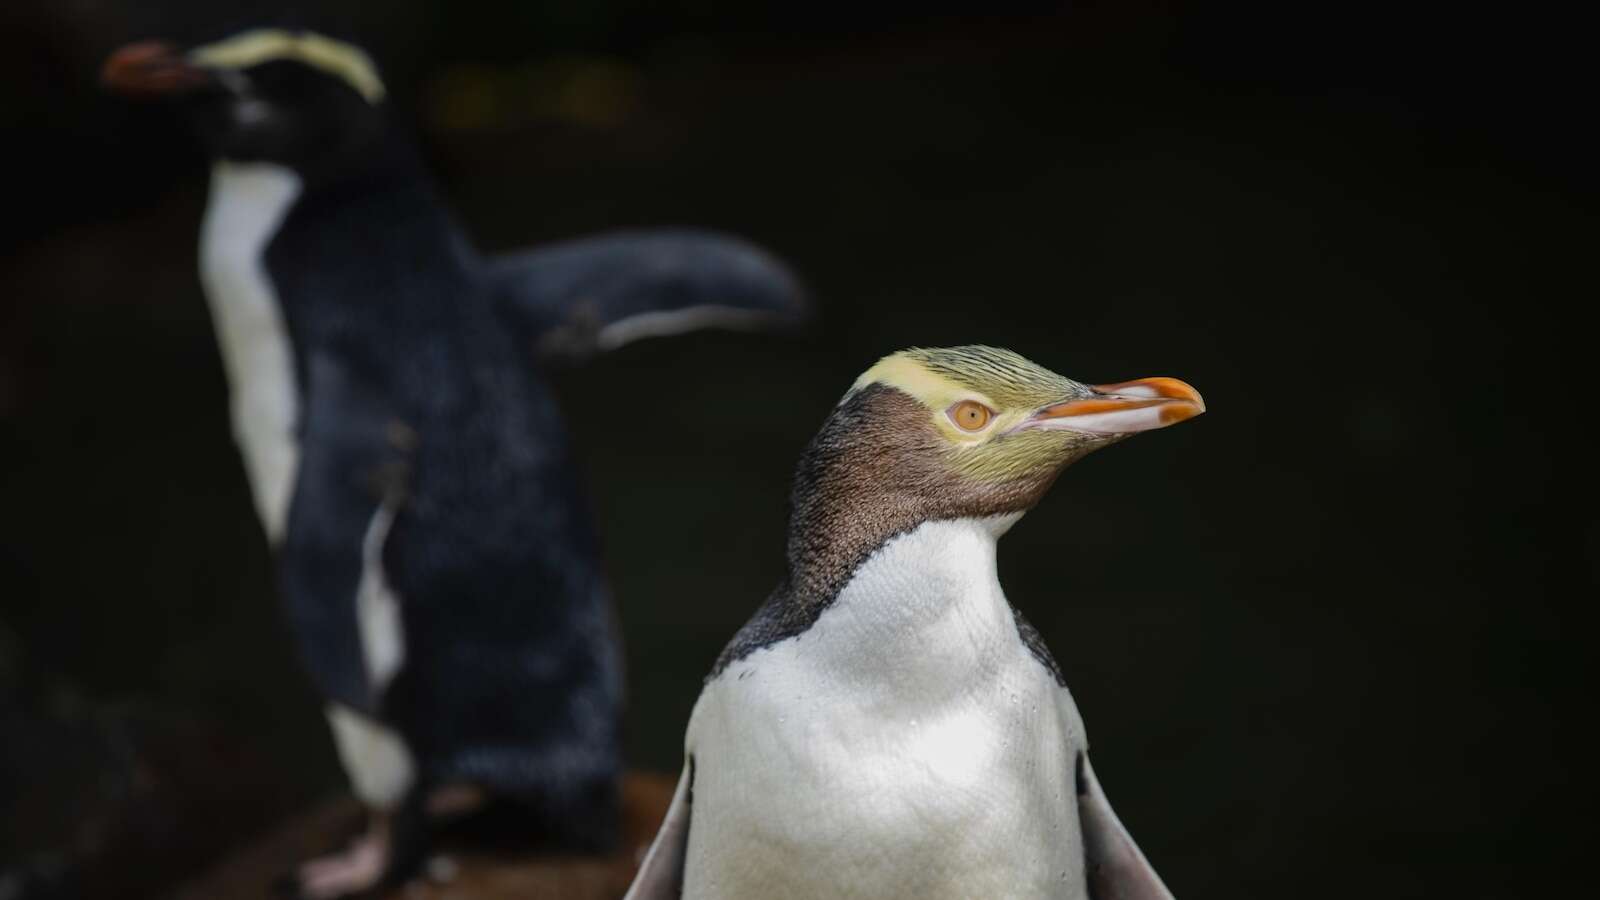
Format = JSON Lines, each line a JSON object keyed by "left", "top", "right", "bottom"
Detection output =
{"left": 295, "top": 824, "right": 389, "bottom": 899}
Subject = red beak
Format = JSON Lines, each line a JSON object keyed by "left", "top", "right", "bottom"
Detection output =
{"left": 101, "top": 41, "right": 211, "bottom": 96}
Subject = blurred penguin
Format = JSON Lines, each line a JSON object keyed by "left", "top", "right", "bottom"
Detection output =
{"left": 102, "top": 29, "right": 807, "bottom": 898}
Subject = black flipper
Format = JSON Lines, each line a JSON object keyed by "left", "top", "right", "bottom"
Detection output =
{"left": 277, "top": 352, "right": 411, "bottom": 714}
{"left": 623, "top": 761, "right": 693, "bottom": 900}
{"left": 488, "top": 229, "right": 808, "bottom": 363}
{"left": 1078, "top": 753, "right": 1176, "bottom": 900}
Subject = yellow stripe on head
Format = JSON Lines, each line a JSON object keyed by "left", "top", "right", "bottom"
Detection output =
{"left": 851, "top": 346, "right": 1073, "bottom": 411}
{"left": 189, "top": 29, "right": 386, "bottom": 104}
{"left": 851, "top": 351, "right": 986, "bottom": 410}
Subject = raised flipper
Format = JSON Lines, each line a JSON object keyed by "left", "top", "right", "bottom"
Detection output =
{"left": 623, "top": 761, "right": 693, "bottom": 900}
{"left": 488, "top": 229, "right": 808, "bottom": 363}
{"left": 1078, "top": 753, "right": 1177, "bottom": 900}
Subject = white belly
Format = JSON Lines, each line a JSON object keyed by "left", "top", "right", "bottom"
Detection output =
{"left": 198, "top": 161, "right": 303, "bottom": 543}
{"left": 683, "top": 518, "right": 1090, "bottom": 900}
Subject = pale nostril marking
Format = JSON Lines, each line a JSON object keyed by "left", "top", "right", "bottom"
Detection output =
{"left": 232, "top": 98, "right": 272, "bottom": 126}
{"left": 1113, "top": 385, "right": 1160, "bottom": 398}
{"left": 214, "top": 68, "right": 251, "bottom": 96}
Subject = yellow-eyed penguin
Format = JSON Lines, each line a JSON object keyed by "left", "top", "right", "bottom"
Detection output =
{"left": 626, "top": 346, "right": 1201, "bottom": 899}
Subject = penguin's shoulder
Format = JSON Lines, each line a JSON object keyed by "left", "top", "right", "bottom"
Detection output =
{"left": 706, "top": 584, "right": 813, "bottom": 681}
{"left": 1009, "top": 604, "right": 1068, "bottom": 687}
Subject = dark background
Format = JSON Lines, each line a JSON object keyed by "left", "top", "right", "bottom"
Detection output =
{"left": 0, "top": 1, "right": 1587, "bottom": 897}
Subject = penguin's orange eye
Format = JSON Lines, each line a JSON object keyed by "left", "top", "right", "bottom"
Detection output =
{"left": 949, "top": 400, "right": 994, "bottom": 432}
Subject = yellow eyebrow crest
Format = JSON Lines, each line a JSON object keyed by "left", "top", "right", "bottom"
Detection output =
{"left": 850, "top": 354, "right": 969, "bottom": 407}
{"left": 189, "top": 29, "right": 386, "bottom": 104}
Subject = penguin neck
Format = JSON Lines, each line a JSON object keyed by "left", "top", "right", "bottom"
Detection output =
{"left": 795, "top": 515, "right": 1024, "bottom": 698}
{"left": 269, "top": 135, "right": 462, "bottom": 252}
{"left": 283, "top": 123, "right": 429, "bottom": 197}
{"left": 202, "top": 140, "right": 480, "bottom": 355}
{"left": 779, "top": 385, "right": 1037, "bottom": 610}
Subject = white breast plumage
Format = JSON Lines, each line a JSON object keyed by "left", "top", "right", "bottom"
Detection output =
{"left": 683, "top": 516, "right": 1090, "bottom": 900}
{"left": 198, "top": 160, "right": 303, "bottom": 543}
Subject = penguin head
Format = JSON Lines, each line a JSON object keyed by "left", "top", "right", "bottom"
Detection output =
{"left": 102, "top": 29, "right": 386, "bottom": 174}
{"left": 795, "top": 346, "right": 1205, "bottom": 529}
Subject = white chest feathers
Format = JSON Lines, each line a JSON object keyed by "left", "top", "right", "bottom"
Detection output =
{"left": 684, "top": 516, "right": 1091, "bottom": 900}
{"left": 198, "top": 161, "right": 303, "bottom": 543}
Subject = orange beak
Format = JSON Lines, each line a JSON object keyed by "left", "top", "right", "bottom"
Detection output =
{"left": 1026, "top": 377, "right": 1205, "bottom": 435}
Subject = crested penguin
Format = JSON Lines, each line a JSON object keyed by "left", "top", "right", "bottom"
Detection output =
{"left": 626, "top": 346, "right": 1202, "bottom": 900}
{"left": 101, "top": 29, "right": 806, "bottom": 899}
